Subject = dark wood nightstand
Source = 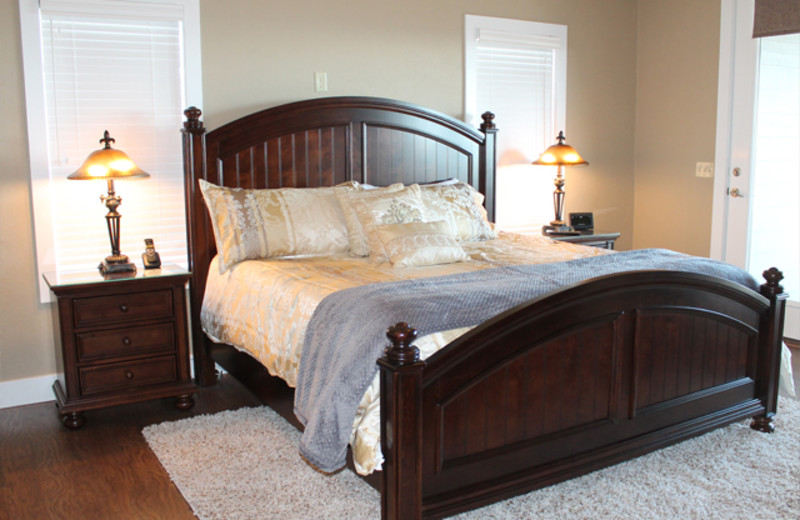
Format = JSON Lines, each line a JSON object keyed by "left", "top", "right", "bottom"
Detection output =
{"left": 544, "top": 230, "right": 620, "bottom": 250}
{"left": 44, "top": 265, "right": 196, "bottom": 428}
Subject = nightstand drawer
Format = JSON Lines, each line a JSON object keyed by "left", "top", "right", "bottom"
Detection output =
{"left": 73, "top": 290, "right": 173, "bottom": 328}
{"left": 76, "top": 323, "right": 176, "bottom": 361}
{"left": 79, "top": 356, "right": 178, "bottom": 396}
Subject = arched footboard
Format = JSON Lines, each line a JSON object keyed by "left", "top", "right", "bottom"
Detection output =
{"left": 379, "top": 269, "right": 786, "bottom": 519}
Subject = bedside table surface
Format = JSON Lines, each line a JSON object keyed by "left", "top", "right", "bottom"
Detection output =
{"left": 545, "top": 230, "right": 620, "bottom": 240}
{"left": 44, "top": 263, "right": 189, "bottom": 289}
{"left": 544, "top": 230, "right": 621, "bottom": 250}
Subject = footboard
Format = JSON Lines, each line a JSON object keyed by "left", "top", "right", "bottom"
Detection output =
{"left": 378, "top": 269, "right": 786, "bottom": 519}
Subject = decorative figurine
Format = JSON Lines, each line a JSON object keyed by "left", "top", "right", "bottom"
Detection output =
{"left": 142, "top": 238, "right": 161, "bottom": 269}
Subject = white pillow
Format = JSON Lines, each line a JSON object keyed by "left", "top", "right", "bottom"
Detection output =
{"left": 349, "top": 184, "right": 430, "bottom": 258}
{"left": 335, "top": 183, "right": 410, "bottom": 256}
{"left": 367, "top": 220, "right": 469, "bottom": 267}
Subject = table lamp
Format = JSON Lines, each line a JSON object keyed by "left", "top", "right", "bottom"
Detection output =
{"left": 532, "top": 131, "right": 588, "bottom": 233}
{"left": 67, "top": 131, "right": 150, "bottom": 274}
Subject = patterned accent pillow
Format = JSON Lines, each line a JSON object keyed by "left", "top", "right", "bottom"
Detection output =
{"left": 198, "top": 179, "right": 358, "bottom": 272}
{"left": 336, "top": 183, "right": 412, "bottom": 256}
{"left": 367, "top": 220, "right": 470, "bottom": 267}
{"left": 419, "top": 181, "right": 496, "bottom": 242}
{"left": 350, "top": 184, "right": 429, "bottom": 258}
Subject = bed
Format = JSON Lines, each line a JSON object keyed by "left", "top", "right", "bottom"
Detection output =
{"left": 181, "top": 97, "right": 789, "bottom": 519}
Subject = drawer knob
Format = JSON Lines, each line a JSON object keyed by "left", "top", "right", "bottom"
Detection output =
{"left": 122, "top": 336, "right": 132, "bottom": 346}
{"left": 125, "top": 370, "right": 134, "bottom": 380}
{"left": 119, "top": 304, "right": 129, "bottom": 313}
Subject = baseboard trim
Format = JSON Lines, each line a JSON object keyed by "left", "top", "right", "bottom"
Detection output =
{"left": 0, "top": 374, "right": 56, "bottom": 409}
{"left": 1, "top": 355, "right": 196, "bottom": 410}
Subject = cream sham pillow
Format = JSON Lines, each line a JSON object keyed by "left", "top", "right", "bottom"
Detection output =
{"left": 419, "top": 181, "right": 496, "bottom": 242}
{"left": 336, "top": 182, "right": 407, "bottom": 256}
{"left": 198, "top": 179, "right": 357, "bottom": 272}
{"left": 368, "top": 220, "right": 469, "bottom": 267}
{"left": 349, "top": 184, "right": 430, "bottom": 258}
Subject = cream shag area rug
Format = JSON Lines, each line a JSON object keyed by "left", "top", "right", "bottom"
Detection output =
{"left": 143, "top": 398, "right": 800, "bottom": 520}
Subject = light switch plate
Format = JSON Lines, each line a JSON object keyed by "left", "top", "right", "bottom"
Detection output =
{"left": 314, "top": 72, "right": 328, "bottom": 92}
{"left": 696, "top": 162, "right": 714, "bottom": 178}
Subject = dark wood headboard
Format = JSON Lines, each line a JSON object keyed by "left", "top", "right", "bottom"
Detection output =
{"left": 181, "top": 96, "right": 498, "bottom": 383}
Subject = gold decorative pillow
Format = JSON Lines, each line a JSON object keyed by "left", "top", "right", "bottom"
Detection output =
{"left": 419, "top": 181, "right": 496, "bottom": 242}
{"left": 336, "top": 183, "right": 408, "bottom": 256}
{"left": 198, "top": 179, "right": 357, "bottom": 272}
{"left": 348, "top": 184, "right": 430, "bottom": 258}
{"left": 368, "top": 220, "right": 470, "bottom": 267}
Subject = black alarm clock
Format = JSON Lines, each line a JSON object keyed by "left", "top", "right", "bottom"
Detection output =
{"left": 569, "top": 212, "right": 594, "bottom": 231}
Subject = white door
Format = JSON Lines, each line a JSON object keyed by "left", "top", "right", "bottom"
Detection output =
{"left": 712, "top": 0, "right": 799, "bottom": 339}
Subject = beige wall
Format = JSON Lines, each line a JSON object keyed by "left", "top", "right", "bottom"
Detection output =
{"left": 634, "top": 0, "right": 721, "bottom": 256}
{"left": 1, "top": 0, "right": 59, "bottom": 383}
{"left": 199, "top": 0, "right": 639, "bottom": 243}
{"left": 0, "top": 0, "right": 722, "bottom": 386}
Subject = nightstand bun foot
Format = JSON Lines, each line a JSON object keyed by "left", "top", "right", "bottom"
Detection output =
{"left": 62, "top": 412, "right": 87, "bottom": 429}
{"left": 174, "top": 394, "right": 195, "bottom": 411}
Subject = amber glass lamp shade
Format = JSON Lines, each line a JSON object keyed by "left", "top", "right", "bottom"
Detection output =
{"left": 68, "top": 131, "right": 150, "bottom": 275}
{"left": 532, "top": 131, "right": 588, "bottom": 230}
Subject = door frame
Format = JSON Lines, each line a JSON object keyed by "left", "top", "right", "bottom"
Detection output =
{"left": 710, "top": 0, "right": 757, "bottom": 264}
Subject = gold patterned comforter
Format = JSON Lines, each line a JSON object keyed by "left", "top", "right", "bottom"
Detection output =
{"left": 201, "top": 232, "right": 611, "bottom": 474}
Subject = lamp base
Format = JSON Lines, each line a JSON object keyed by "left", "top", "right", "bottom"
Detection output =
{"left": 99, "top": 254, "right": 137, "bottom": 275}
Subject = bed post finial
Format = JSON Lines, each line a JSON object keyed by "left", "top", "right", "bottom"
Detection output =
{"left": 760, "top": 267, "right": 784, "bottom": 297}
{"left": 384, "top": 322, "right": 420, "bottom": 365}
{"left": 480, "top": 111, "right": 496, "bottom": 131}
{"left": 183, "top": 106, "right": 204, "bottom": 133}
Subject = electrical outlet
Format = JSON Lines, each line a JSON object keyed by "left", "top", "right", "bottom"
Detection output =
{"left": 314, "top": 72, "right": 328, "bottom": 92}
{"left": 695, "top": 162, "right": 714, "bottom": 178}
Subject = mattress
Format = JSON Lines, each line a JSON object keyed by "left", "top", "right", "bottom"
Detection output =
{"left": 201, "top": 232, "right": 611, "bottom": 473}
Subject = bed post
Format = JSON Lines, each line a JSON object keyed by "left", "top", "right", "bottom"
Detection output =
{"left": 182, "top": 107, "right": 217, "bottom": 387}
{"left": 378, "top": 322, "right": 425, "bottom": 520}
{"left": 479, "top": 111, "right": 497, "bottom": 223}
{"left": 751, "top": 267, "right": 787, "bottom": 433}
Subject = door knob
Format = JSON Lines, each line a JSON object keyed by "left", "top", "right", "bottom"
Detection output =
{"left": 728, "top": 187, "right": 744, "bottom": 198}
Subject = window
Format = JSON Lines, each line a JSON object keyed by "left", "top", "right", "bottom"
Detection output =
{"left": 464, "top": 15, "right": 567, "bottom": 232}
{"left": 748, "top": 33, "right": 799, "bottom": 299}
{"left": 20, "top": 0, "right": 202, "bottom": 301}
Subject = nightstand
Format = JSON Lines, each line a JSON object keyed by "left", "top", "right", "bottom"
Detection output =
{"left": 44, "top": 264, "right": 196, "bottom": 428}
{"left": 545, "top": 230, "right": 620, "bottom": 250}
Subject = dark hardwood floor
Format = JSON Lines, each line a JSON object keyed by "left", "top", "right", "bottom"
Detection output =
{"left": 0, "top": 373, "right": 260, "bottom": 520}
{"left": 2, "top": 344, "right": 799, "bottom": 520}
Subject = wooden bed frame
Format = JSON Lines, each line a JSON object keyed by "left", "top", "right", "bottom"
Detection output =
{"left": 181, "top": 97, "right": 787, "bottom": 519}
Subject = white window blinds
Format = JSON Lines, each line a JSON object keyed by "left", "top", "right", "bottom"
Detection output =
{"left": 465, "top": 16, "right": 567, "bottom": 232}
{"left": 21, "top": 0, "right": 201, "bottom": 300}
{"left": 474, "top": 28, "right": 562, "bottom": 162}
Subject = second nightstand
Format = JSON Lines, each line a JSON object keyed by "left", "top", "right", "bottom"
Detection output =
{"left": 44, "top": 265, "right": 196, "bottom": 428}
{"left": 545, "top": 230, "right": 620, "bottom": 250}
